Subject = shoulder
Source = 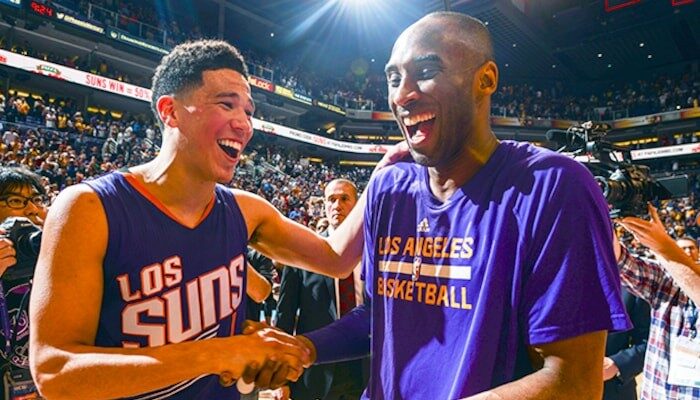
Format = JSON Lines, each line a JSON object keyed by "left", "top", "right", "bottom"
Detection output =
{"left": 51, "top": 183, "right": 102, "bottom": 215}
{"left": 500, "top": 141, "right": 598, "bottom": 198}
{"left": 503, "top": 141, "right": 592, "bottom": 180}
{"left": 42, "top": 184, "right": 107, "bottom": 247}
{"left": 230, "top": 188, "right": 273, "bottom": 212}
{"left": 367, "top": 161, "right": 422, "bottom": 198}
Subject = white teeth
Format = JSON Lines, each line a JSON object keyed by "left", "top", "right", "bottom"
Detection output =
{"left": 217, "top": 139, "right": 242, "bottom": 150}
{"left": 402, "top": 113, "right": 436, "bottom": 127}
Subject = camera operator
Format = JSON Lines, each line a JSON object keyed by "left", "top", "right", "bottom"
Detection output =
{"left": 613, "top": 203, "right": 700, "bottom": 399}
{"left": 0, "top": 166, "right": 48, "bottom": 400}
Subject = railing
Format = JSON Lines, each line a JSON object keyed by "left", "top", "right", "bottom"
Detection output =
{"left": 246, "top": 62, "right": 274, "bottom": 82}
{"left": 85, "top": 2, "right": 169, "bottom": 46}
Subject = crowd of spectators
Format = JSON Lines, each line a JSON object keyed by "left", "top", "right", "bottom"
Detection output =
{"left": 4, "top": 33, "right": 698, "bottom": 122}
{"left": 6, "top": 0, "right": 700, "bottom": 121}
{"left": 491, "top": 68, "right": 700, "bottom": 121}
{"left": 0, "top": 116, "right": 371, "bottom": 233}
{"left": 0, "top": 82, "right": 698, "bottom": 246}
{"left": 618, "top": 195, "right": 700, "bottom": 258}
{"left": 0, "top": 87, "right": 371, "bottom": 232}
{"left": 0, "top": 39, "right": 152, "bottom": 87}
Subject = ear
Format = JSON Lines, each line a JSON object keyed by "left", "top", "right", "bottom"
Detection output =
{"left": 156, "top": 95, "right": 178, "bottom": 128}
{"left": 476, "top": 61, "right": 498, "bottom": 96}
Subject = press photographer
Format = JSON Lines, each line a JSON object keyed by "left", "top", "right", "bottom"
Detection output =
{"left": 0, "top": 166, "right": 48, "bottom": 400}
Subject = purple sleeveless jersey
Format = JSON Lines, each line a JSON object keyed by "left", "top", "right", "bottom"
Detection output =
{"left": 85, "top": 172, "right": 247, "bottom": 400}
{"left": 361, "top": 141, "right": 631, "bottom": 399}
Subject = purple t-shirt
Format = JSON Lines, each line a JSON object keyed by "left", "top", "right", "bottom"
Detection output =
{"left": 310, "top": 141, "right": 631, "bottom": 400}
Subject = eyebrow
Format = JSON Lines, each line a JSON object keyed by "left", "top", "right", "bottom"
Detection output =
{"left": 414, "top": 54, "right": 442, "bottom": 64}
{"left": 385, "top": 54, "right": 444, "bottom": 73}
{"left": 214, "top": 92, "right": 256, "bottom": 112}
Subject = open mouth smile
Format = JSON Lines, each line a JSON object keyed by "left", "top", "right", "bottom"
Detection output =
{"left": 217, "top": 139, "right": 242, "bottom": 159}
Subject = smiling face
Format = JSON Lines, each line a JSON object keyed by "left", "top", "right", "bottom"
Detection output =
{"left": 168, "top": 69, "right": 255, "bottom": 183}
{"left": 385, "top": 15, "right": 492, "bottom": 167}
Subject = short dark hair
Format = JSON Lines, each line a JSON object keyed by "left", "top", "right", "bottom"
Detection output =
{"left": 677, "top": 236, "right": 698, "bottom": 245}
{"left": 0, "top": 167, "right": 46, "bottom": 197}
{"left": 150, "top": 39, "right": 249, "bottom": 126}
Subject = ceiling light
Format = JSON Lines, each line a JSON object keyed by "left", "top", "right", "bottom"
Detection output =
{"left": 639, "top": 42, "right": 644, "bottom": 47}
{"left": 597, "top": 53, "right": 603, "bottom": 58}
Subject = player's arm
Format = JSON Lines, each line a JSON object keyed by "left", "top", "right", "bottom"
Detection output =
{"left": 247, "top": 263, "right": 272, "bottom": 303}
{"left": 464, "top": 330, "right": 607, "bottom": 400}
{"left": 237, "top": 189, "right": 366, "bottom": 279}
{"left": 237, "top": 142, "right": 407, "bottom": 279}
{"left": 30, "top": 185, "right": 308, "bottom": 400}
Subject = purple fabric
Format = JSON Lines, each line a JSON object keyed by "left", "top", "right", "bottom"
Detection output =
{"left": 310, "top": 141, "right": 631, "bottom": 400}
{"left": 86, "top": 172, "right": 248, "bottom": 400}
{"left": 304, "top": 303, "right": 371, "bottom": 364}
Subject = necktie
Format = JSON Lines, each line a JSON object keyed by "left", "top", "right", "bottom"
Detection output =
{"left": 338, "top": 273, "right": 356, "bottom": 316}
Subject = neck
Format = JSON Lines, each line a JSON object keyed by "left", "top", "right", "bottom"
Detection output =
{"left": 130, "top": 136, "right": 216, "bottom": 212}
{"left": 427, "top": 122, "right": 499, "bottom": 203}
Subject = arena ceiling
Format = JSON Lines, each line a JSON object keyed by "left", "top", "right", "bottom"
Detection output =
{"left": 197, "top": 0, "right": 699, "bottom": 83}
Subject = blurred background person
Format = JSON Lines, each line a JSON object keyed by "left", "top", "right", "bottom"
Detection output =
{"left": 0, "top": 166, "right": 48, "bottom": 400}
{"left": 277, "top": 178, "right": 368, "bottom": 400}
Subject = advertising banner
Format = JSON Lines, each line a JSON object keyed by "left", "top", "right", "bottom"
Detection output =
{"left": 0, "top": 0, "right": 21, "bottom": 9}
{"left": 631, "top": 143, "right": 700, "bottom": 160}
{"left": 56, "top": 11, "right": 105, "bottom": 34}
{"left": 0, "top": 49, "right": 153, "bottom": 102}
{"left": 107, "top": 28, "right": 169, "bottom": 55}
{"left": 248, "top": 76, "right": 274, "bottom": 92}
{"left": 274, "top": 85, "right": 294, "bottom": 99}
{"left": 315, "top": 101, "right": 345, "bottom": 115}
{"left": 253, "top": 119, "right": 387, "bottom": 154}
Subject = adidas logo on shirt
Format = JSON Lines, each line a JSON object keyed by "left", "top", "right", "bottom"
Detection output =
{"left": 417, "top": 218, "right": 430, "bottom": 233}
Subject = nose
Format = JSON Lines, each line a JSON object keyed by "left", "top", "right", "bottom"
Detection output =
{"left": 330, "top": 199, "right": 342, "bottom": 210}
{"left": 392, "top": 77, "right": 420, "bottom": 109}
{"left": 24, "top": 201, "right": 41, "bottom": 218}
{"left": 230, "top": 108, "right": 253, "bottom": 135}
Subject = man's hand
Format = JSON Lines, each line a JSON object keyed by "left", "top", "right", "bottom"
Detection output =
{"left": 602, "top": 357, "right": 619, "bottom": 381}
{"left": 374, "top": 141, "right": 409, "bottom": 172}
{"left": 221, "top": 320, "right": 313, "bottom": 390}
{"left": 0, "top": 235, "right": 16, "bottom": 277}
{"left": 618, "top": 204, "right": 676, "bottom": 255}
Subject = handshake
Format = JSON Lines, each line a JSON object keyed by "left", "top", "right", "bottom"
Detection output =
{"left": 219, "top": 320, "right": 316, "bottom": 395}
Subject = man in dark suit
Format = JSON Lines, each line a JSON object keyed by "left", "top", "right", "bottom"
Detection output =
{"left": 603, "top": 287, "right": 651, "bottom": 400}
{"left": 277, "top": 179, "right": 368, "bottom": 400}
